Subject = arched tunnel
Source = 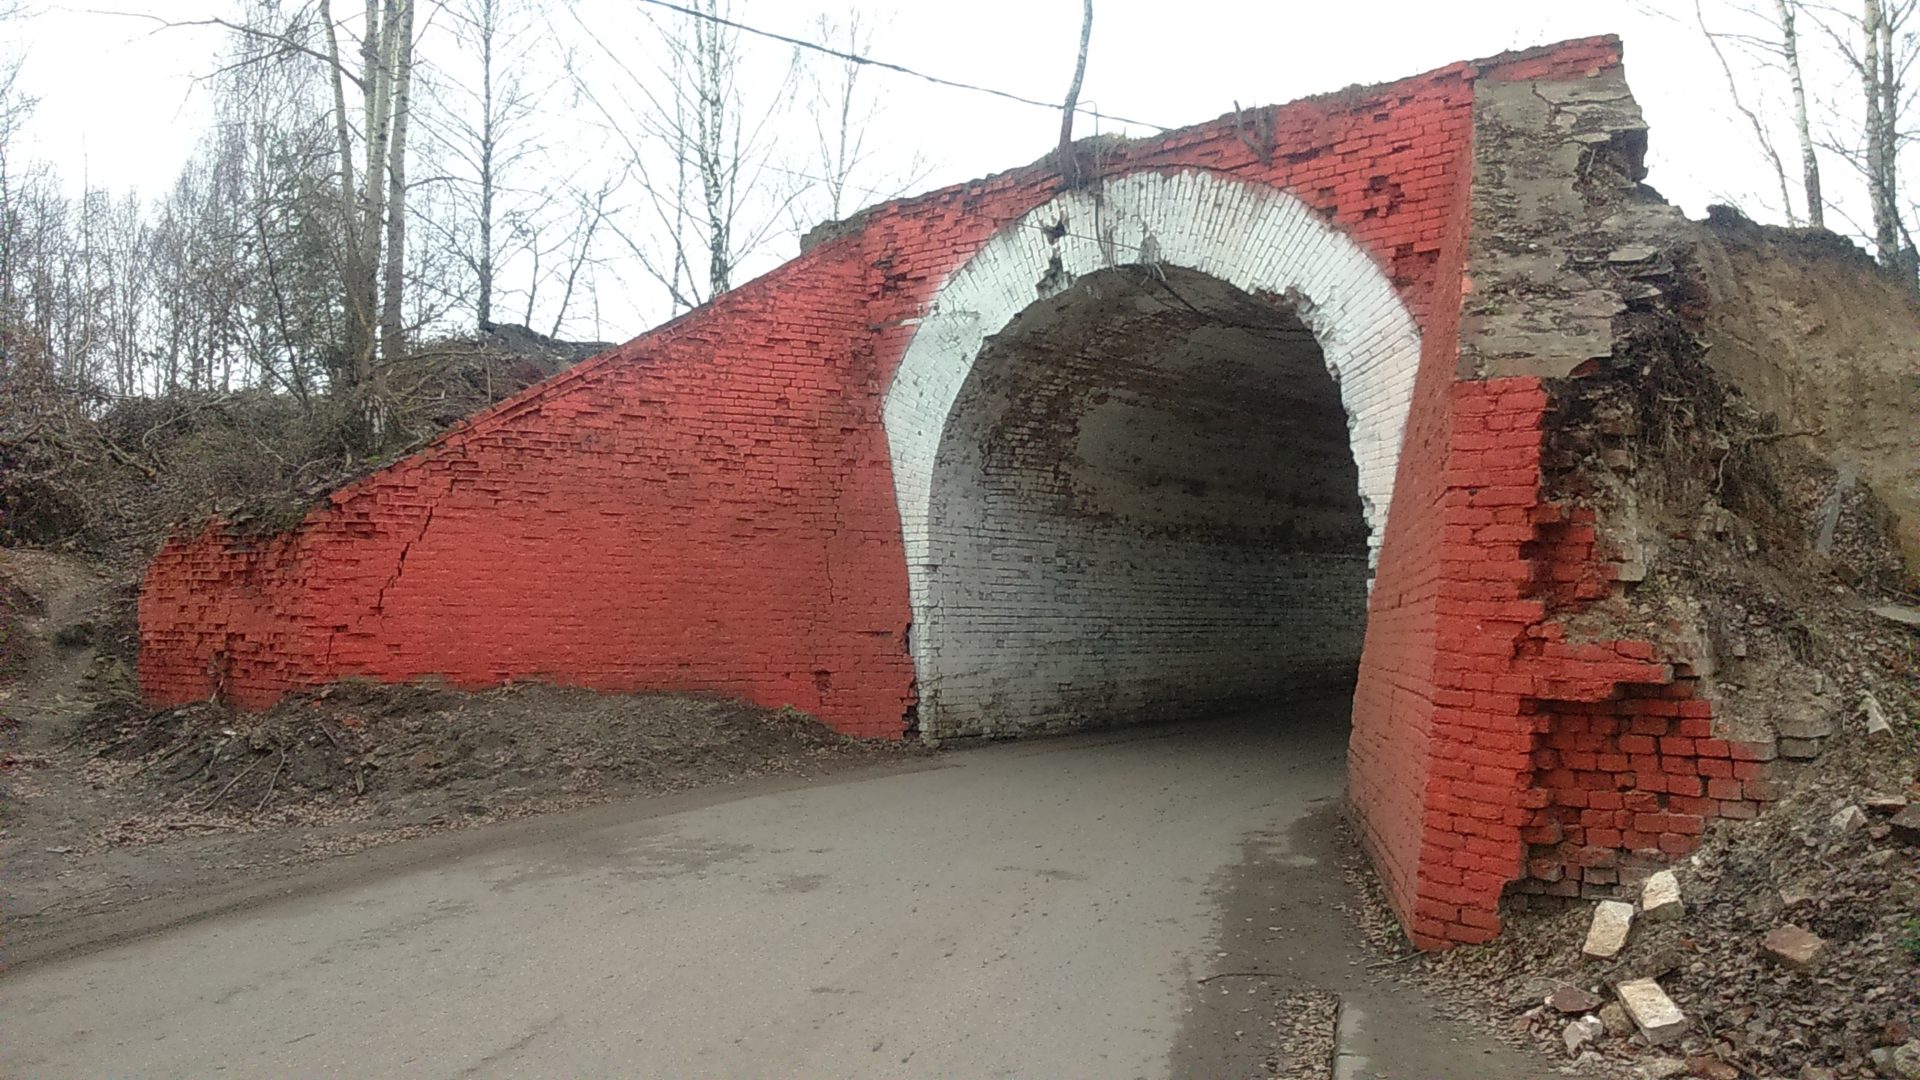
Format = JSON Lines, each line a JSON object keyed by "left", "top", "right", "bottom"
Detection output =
{"left": 913, "top": 266, "right": 1374, "bottom": 741}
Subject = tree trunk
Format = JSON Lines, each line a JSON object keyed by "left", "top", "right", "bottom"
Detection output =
{"left": 1775, "top": 0, "right": 1823, "bottom": 229}
{"left": 1875, "top": 2, "right": 1909, "bottom": 280}
{"left": 357, "top": 0, "right": 389, "bottom": 382}
{"left": 379, "top": 0, "right": 414, "bottom": 360}
{"left": 319, "top": 0, "right": 368, "bottom": 380}
{"left": 477, "top": 0, "right": 495, "bottom": 329}
{"left": 1863, "top": 0, "right": 1900, "bottom": 264}
{"left": 1059, "top": 0, "right": 1093, "bottom": 153}
{"left": 697, "top": 1, "right": 730, "bottom": 298}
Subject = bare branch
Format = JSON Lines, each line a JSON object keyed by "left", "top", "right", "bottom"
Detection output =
{"left": 1697, "top": 0, "right": 1801, "bottom": 223}
{"left": 88, "top": 8, "right": 367, "bottom": 92}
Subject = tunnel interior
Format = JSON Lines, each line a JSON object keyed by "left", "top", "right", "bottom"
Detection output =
{"left": 915, "top": 266, "right": 1373, "bottom": 741}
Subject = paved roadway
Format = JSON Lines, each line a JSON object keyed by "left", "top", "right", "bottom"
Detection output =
{"left": 2, "top": 706, "right": 1547, "bottom": 1078}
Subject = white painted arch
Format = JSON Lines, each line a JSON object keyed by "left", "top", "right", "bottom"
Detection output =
{"left": 884, "top": 169, "right": 1423, "bottom": 627}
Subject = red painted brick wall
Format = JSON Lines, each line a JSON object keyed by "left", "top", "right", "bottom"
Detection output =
{"left": 1346, "top": 91, "right": 1477, "bottom": 932}
{"left": 141, "top": 238, "right": 919, "bottom": 737}
{"left": 141, "top": 37, "right": 1641, "bottom": 946}
{"left": 1396, "top": 378, "right": 1778, "bottom": 948}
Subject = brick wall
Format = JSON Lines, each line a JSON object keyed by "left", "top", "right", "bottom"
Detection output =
{"left": 141, "top": 37, "right": 1637, "bottom": 947}
{"left": 1345, "top": 104, "right": 1480, "bottom": 936}
{"left": 1394, "top": 379, "right": 1780, "bottom": 947}
{"left": 141, "top": 237, "right": 918, "bottom": 737}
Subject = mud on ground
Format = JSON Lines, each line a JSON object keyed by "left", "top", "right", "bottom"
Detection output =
{"left": 0, "top": 549, "right": 923, "bottom": 963}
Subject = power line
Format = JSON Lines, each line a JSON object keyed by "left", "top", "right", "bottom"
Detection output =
{"left": 628, "top": 0, "right": 1172, "bottom": 133}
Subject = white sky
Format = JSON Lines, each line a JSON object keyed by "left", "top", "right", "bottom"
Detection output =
{"left": 1, "top": 0, "right": 1872, "bottom": 336}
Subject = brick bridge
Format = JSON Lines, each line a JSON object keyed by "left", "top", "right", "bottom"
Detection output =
{"left": 139, "top": 37, "right": 1778, "bottom": 948}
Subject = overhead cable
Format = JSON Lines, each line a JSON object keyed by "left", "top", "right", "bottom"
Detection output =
{"left": 629, "top": 0, "right": 1172, "bottom": 132}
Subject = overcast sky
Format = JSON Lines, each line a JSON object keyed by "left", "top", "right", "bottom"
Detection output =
{"left": 2, "top": 0, "right": 1869, "bottom": 335}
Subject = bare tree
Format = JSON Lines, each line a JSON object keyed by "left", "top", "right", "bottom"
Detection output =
{"left": 549, "top": 179, "right": 614, "bottom": 338}
{"left": 423, "top": 0, "right": 546, "bottom": 330}
{"left": 569, "top": 0, "right": 799, "bottom": 313}
{"left": 378, "top": 0, "right": 417, "bottom": 361}
{"left": 1059, "top": 0, "right": 1093, "bottom": 154}
{"left": 786, "top": 13, "right": 927, "bottom": 234}
{"left": 1688, "top": 0, "right": 1916, "bottom": 284}
{"left": 135, "top": 0, "right": 425, "bottom": 428}
{"left": 1859, "top": 0, "right": 1914, "bottom": 271}
{"left": 1776, "top": 0, "right": 1827, "bottom": 227}
{"left": 1695, "top": 0, "right": 1805, "bottom": 223}
{"left": 1809, "top": 0, "right": 1918, "bottom": 277}
{"left": 0, "top": 0, "right": 37, "bottom": 376}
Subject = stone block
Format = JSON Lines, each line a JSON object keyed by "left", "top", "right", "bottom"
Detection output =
{"left": 1778, "top": 736, "right": 1825, "bottom": 760}
{"left": 1583, "top": 899, "right": 1634, "bottom": 959}
{"left": 1616, "top": 978, "right": 1687, "bottom": 1045}
{"left": 1761, "top": 924, "right": 1826, "bottom": 973}
{"left": 1864, "top": 794, "right": 1909, "bottom": 815}
{"left": 1640, "top": 869, "right": 1683, "bottom": 922}
{"left": 1890, "top": 804, "right": 1920, "bottom": 846}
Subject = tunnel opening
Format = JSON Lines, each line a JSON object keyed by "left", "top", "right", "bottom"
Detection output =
{"left": 914, "top": 266, "right": 1374, "bottom": 741}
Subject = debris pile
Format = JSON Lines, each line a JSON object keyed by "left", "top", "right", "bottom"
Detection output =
{"left": 1376, "top": 707, "right": 1919, "bottom": 1078}
{"left": 4, "top": 659, "right": 921, "bottom": 954}
{"left": 79, "top": 680, "right": 916, "bottom": 825}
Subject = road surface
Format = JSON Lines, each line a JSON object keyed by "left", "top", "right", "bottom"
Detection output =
{"left": 3, "top": 704, "right": 1548, "bottom": 1078}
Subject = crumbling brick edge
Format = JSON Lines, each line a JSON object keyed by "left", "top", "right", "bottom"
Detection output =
{"left": 1395, "top": 377, "right": 1775, "bottom": 949}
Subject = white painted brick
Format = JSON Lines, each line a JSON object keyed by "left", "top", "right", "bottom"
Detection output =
{"left": 881, "top": 171, "right": 1425, "bottom": 738}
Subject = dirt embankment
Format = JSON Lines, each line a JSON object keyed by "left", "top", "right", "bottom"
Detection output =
{"left": 0, "top": 549, "right": 924, "bottom": 963}
{"left": 1691, "top": 210, "right": 1920, "bottom": 570}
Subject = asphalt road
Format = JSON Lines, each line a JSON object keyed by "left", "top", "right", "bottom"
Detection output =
{"left": 2, "top": 705, "right": 1548, "bottom": 1079}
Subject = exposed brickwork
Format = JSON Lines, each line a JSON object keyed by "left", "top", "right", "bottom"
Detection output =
{"left": 140, "top": 37, "right": 1649, "bottom": 947}
{"left": 1398, "top": 379, "right": 1779, "bottom": 948}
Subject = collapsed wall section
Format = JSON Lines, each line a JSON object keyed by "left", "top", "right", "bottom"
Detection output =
{"left": 1396, "top": 61, "right": 1816, "bottom": 945}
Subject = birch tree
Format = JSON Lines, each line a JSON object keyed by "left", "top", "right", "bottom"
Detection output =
{"left": 1810, "top": 0, "right": 1918, "bottom": 277}
{"left": 787, "top": 13, "right": 927, "bottom": 235}
{"left": 377, "top": 0, "right": 416, "bottom": 364}
{"left": 1694, "top": 0, "right": 1820, "bottom": 225}
{"left": 1856, "top": 0, "right": 1914, "bottom": 272}
{"left": 1776, "top": 0, "right": 1826, "bottom": 227}
{"left": 571, "top": 0, "right": 799, "bottom": 314}
{"left": 1692, "top": 0, "right": 1916, "bottom": 285}
{"left": 424, "top": 0, "right": 545, "bottom": 330}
